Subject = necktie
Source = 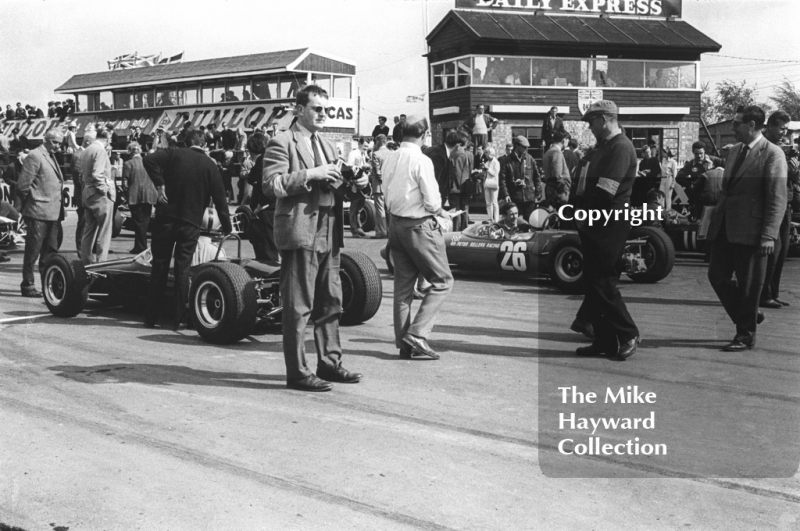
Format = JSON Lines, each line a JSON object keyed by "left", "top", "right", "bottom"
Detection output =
{"left": 311, "top": 134, "right": 325, "bottom": 167}
{"left": 729, "top": 145, "right": 749, "bottom": 180}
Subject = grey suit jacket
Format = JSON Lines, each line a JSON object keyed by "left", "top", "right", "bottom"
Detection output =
{"left": 263, "top": 123, "right": 344, "bottom": 251}
{"left": 542, "top": 145, "right": 571, "bottom": 185}
{"left": 16, "top": 145, "right": 63, "bottom": 221}
{"left": 81, "top": 141, "right": 115, "bottom": 202}
{"left": 123, "top": 155, "right": 158, "bottom": 205}
{"left": 707, "top": 135, "right": 787, "bottom": 246}
{"left": 370, "top": 146, "right": 391, "bottom": 195}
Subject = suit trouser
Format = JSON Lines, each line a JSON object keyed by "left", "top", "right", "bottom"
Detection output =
{"left": 22, "top": 217, "right": 59, "bottom": 288}
{"left": 81, "top": 194, "right": 114, "bottom": 265}
{"left": 280, "top": 246, "right": 342, "bottom": 380}
{"left": 130, "top": 203, "right": 153, "bottom": 252}
{"left": 146, "top": 219, "right": 201, "bottom": 325}
{"left": 761, "top": 208, "right": 791, "bottom": 302}
{"left": 74, "top": 207, "right": 85, "bottom": 257}
{"left": 579, "top": 222, "right": 639, "bottom": 353}
{"left": 348, "top": 195, "right": 365, "bottom": 233}
{"left": 472, "top": 134, "right": 488, "bottom": 151}
{"left": 372, "top": 193, "right": 388, "bottom": 237}
{"left": 388, "top": 216, "right": 453, "bottom": 347}
{"left": 708, "top": 235, "right": 767, "bottom": 342}
{"left": 249, "top": 208, "right": 280, "bottom": 263}
{"left": 448, "top": 192, "right": 470, "bottom": 232}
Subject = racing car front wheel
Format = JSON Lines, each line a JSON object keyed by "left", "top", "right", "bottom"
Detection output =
{"left": 340, "top": 250, "right": 382, "bottom": 326}
{"left": 41, "top": 254, "right": 88, "bottom": 317}
{"left": 626, "top": 226, "right": 675, "bottom": 284}
{"left": 359, "top": 200, "right": 376, "bottom": 233}
{"left": 190, "top": 262, "right": 258, "bottom": 344}
{"left": 548, "top": 235, "right": 585, "bottom": 294}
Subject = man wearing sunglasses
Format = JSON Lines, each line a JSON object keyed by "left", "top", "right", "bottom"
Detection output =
{"left": 264, "top": 84, "right": 368, "bottom": 392}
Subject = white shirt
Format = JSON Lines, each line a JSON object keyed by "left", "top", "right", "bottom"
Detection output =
{"left": 473, "top": 113, "right": 488, "bottom": 135}
{"left": 384, "top": 142, "right": 442, "bottom": 218}
{"left": 347, "top": 147, "right": 366, "bottom": 167}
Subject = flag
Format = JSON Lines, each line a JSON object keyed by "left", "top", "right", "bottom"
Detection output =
{"left": 406, "top": 93, "right": 426, "bottom": 103}
{"left": 108, "top": 53, "right": 137, "bottom": 70}
{"left": 159, "top": 52, "right": 184, "bottom": 65}
{"left": 134, "top": 53, "right": 161, "bottom": 68}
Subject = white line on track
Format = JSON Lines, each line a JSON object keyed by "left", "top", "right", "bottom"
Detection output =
{"left": 0, "top": 313, "right": 52, "bottom": 324}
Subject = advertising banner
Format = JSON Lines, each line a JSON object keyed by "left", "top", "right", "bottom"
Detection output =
{"left": 455, "top": 0, "right": 682, "bottom": 18}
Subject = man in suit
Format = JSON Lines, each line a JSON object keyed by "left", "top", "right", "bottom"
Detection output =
{"left": 541, "top": 106, "right": 566, "bottom": 150}
{"left": 370, "top": 134, "right": 391, "bottom": 238}
{"left": 423, "top": 130, "right": 459, "bottom": 204}
{"left": 707, "top": 105, "right": 787, "bottom": 351}
{"left": 263, "top": 84, "right": 368, "bottom": 392}
{"left": 16, "top": 127, "right": 65, "bottom": 297}
{"left": 447, "top": 132, "right": 473, "bottom": 232}
{"left": 122, "top": 141, "right": 158, "bottom": 254}
{"left": 143, "top": 128, "right": 232, "bottom": 329}
{"left": 499, "top": 136, "right": 541, "bottom": 221}
{"left": 462, "top": 104, "right": 497, "bottom": 153}
{"left": 80, "top": 129, "right": 115, "bottom": 265}
{"left": 392, "top": 115, "right": 406, "bottom": 145}
{"left": 542, "top": 129, "right": 571, "bottom": 207}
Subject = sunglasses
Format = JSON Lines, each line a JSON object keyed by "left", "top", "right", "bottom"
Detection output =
{"left": 305, "top": 105, "right": 328, "bottom": 114}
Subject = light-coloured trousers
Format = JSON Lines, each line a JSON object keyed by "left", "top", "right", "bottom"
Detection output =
{"left": 81, "top": 194, "right": 114, "bottom": 265}
{"left": 484, "top": 187, "right": 499, "bottom": 222}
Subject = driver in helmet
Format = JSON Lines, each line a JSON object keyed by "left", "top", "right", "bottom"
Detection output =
{"left": 495, "top": 201, "right": 533, "bottom": 234}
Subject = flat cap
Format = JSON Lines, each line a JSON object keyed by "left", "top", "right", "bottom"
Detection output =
{"left": 582, "top": 100, "right": 618, "bottom": 121}
{"left": 512, "top": 135, "right": 530, "bottom": 147}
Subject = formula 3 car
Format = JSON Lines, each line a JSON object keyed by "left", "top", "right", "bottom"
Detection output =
{"left": 380, "top": 219, "right": 675, "bottom": 294}
{"left": 40, "top": 234, "right": 383, "bottom": 344}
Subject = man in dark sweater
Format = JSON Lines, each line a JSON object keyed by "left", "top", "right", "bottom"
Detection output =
{"left": 142, "top": 128, "right": 232, "bottom": 329}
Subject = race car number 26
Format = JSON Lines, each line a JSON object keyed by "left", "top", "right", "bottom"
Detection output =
{"left": 498, "top": 241, "right": 527, "bottom": 272}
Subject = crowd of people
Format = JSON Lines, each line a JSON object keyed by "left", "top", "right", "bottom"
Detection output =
{"left": 2, "top": 100, "right": 76, "bottom": 121}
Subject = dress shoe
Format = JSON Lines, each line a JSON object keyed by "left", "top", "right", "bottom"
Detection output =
{"left": 21, "top": 285, "right": 42, "bottom": 298}
{"left": 775, "top": 298, "right": 790, "bottom": 307}
{"left": 759, "top": 299, "right": 782, "bottom": 309}
{"left": 616, "top": 337, "right": 640, "bottom": 360}
{"left": 722, "top": 339, "right": 754, "bottom": 352}
{"left": 352, "top": 229, "right": 368, "bottom": 238}
{"left": 399, "top": 345, "right": 439, "bottom": 360}
{"left": 569, "top": 318, "right": 595, "bottom": 340}
{"left": 317, "top": 365, "right": 362, "bottom": 384}
{"left": 575, "top": 343, "right": 607, "bottom": 357}
{"left": 372, "top": 233, "right": 388, "bottom": 239}
{"left": 757, "top": 310, "right": 765, "bottom": 325}
{"left": 286, "top": 374, "right": 333, "bottom": 392}
{"left": 401, "top": 333, "right": 440, "bottom": 360}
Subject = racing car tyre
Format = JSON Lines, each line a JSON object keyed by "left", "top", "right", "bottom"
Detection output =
{"left": 380, "top": 244, "right": 394, "bottom": 275}
{"left": 112, "top": 209, "right": 123, "bottom": 238}
{"left": 626, "top": 226, "right": 675, "bottom": 284}
{"left": 190, "top": 262, "right": 258, "bottom": 344}
{"left": 358, "top": 200, "right": 376, "bottom": 233}
{"left": 548, "top": 234, "right": 585, "bottom": 294}
{"left": 339, "top": 250, "right": 382, "bottom": 326}
{"left": 41, "top": 254, "right": 89, "bottom": 317}
{"left": 234, "top": 205, "right": 253, "bottom": 239}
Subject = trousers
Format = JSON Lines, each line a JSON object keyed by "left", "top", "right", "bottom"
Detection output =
{"left": 130, "top": 203, "right": 153, "bottom": 253}
{"left": 249, "top": 208, "right": 280, "bottom": 263}
{"left": 22, "top": 217, "right": 60, "bottom": 287}
{"left": 146, "top": 219, "right": 201, "bottom": 325}
{"left": 81, "top": 193, "right": 114, "bottom": 265}
{"left": 761, "top": 208, "right": 791, "bottom": 302}
{"left": 372, "top": 193, "right": 388, "bottom": 237}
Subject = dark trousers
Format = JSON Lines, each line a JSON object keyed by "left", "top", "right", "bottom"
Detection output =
{"left": 761, "top": 208, "right": 791, "bottom": 302}
{"left": 249, "top": 208, "right": 280, "bottom": 263}
{"left": 708, "top": 235, "right": 767, "bottom": 343}
{"left": 222, "top": 174, "right": 233, "bottom": 202}
{"left": 22, "top": 217, "right": 60, "bottom": 288}
{"left": 448, "top": 191, "right": 470, "bottom": 232}
{"left": 349, "top": 195, "right": 365, "bottom": 233}
{"left": 74, "top": 207, "right": 85, "bottom": 256}
{"left": 279, "top": 247, "right": 342, "bottom": 380}
{"left": 129, "top": 203, "right": 153, "bottom": 253}
{"left": 578, "top": 221, "right": 639, "bottom": 353}
{"left": 146, "top": 219, "right": 201, "bottom": 325}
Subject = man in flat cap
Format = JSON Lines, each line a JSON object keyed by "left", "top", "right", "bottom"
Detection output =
{"left": 575, "top": 100, "right": 640, "bottom": 360}
{"left": 499, "top": 135, "right": 541, "bottom": 221}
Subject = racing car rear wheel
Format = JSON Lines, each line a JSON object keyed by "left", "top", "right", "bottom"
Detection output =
{"left": 626, "top": 226, "right": 675, "bottom": 283}
{"left": 41, "top": 254, "right": 88, "bottom": 317}
{"left": 190, "top": 262, "right": 257, "bottom": 344}
{"left": 548, "top": 235, "right": 585, "bottom": 294}
{"left": 358, "top": 200, "right": 376, "bottom": 233}
{"left": 234, "top": 205, "right": 253, "bottom": 239}
{"left": 340, "top": 250, "right": 382, "bottom": 326}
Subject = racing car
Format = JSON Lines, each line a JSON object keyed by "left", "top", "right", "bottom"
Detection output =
{"left": 40, "top": 233, "right": 383, "bottom": 345}
{"left": 380, "top": 214, "right": 675, "bottom": 294}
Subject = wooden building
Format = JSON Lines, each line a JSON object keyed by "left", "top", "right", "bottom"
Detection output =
{"left": 426, "top": 1, "right": 721, "bottom": 163}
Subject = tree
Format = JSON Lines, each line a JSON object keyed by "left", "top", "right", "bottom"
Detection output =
{"left": 769, "top": 78, "right": 800, "bottom": 120}
{"left": 700, "top": 79, "right": 772, "bottom": 124}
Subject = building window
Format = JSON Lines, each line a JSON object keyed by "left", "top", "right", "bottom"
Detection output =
{"left": 134, "top": 90, "right": 153, "bottom": 108}
{"left": 155, "top": 87, "right": 177, "bottom": 106}
{"left": 252, "top": 77, "right": 277, "bottom": 100}
{"left": 284, "top": 73, "right": 307, "bottom": 99}
{"left": 311, "top": 74, "right": 332, "bottom": 94}
{"left": 177, "top": 85, "right": 198, "bottom": 105}
{"left": 227, "top": 80, "right": 249, "bottom": 102}
{"left": 456, "top": 58, "right": 471, "bottom": 86}
{"left": 201, "top": 83, "right": 226, "bottom": 103}
{"left": 333, "top": 76, "right": 351, "bottom": 99}
{"left": 432, "top": 63, "right": 456, "bottom": 91}
{"left": 114, "top": 91, "right": 133, "bottom": 109}
{"left": 99, "top": 91, "right": 113, "bottom": 110}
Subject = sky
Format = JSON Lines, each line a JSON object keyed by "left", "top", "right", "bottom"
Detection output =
{"left": 1, "top": 0, "right": 798, "bottom": 131}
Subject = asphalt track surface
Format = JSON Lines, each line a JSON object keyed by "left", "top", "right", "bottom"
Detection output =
{"left": 0, "top": 212, "right": 799, "bottom": 530}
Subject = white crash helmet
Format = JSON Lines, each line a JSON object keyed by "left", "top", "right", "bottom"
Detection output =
{"left": 528, "top": 208, "right": 551, "bottom": 229}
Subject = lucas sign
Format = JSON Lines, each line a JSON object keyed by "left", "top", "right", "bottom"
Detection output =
{"left": 456, "top": 0, "right": 682, "bottom": 18}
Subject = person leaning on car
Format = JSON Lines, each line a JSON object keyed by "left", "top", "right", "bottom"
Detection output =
{"left": 142, "top": 128, "right": 232, "bottom": 330}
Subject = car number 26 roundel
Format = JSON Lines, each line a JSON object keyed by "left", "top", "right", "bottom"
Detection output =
{"left": 497, "top": 241, "right": 528, "bottom": 272}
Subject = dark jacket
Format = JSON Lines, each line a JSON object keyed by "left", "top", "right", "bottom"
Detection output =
{"left": 371, "top": 125, "right": 390, "bottom": 138}
{"left": 142, "top": 146, "right": 232, "bottom": 232}
{"left": 392, "top": 123, "right": 403, "bottom": 144}
{"left": 499, "top": 151, "right": 541, "bottom": 204}
{"left": 541, "top": 115, "right": 565, "bottom": 144}
{"left": 423, "top": 143, "right": 452, "bottom": 202}
{"left": 221, "top": 128, "right": 237, "bottom": 150}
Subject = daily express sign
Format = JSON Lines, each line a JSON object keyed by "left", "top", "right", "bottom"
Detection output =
{"left": 456, "top": 0, "right": 681, "bottom": 17}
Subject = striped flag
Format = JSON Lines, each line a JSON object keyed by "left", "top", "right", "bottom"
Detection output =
{"left": 159, "top": 52, "right": 184, "bottom": 65}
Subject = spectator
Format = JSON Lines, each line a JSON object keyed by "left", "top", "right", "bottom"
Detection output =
{"left": 16, "top": 127, "right": 65, "bottom": 297}
{"left": 246, "top": 132, "right": 279, "bottom": 263}
{"left": 541, "top": 106, "right": 566, "bottom": 150}
{"left": 64, "top": 124, "right": 80, "bottom": 154}
{"left": 659, "top": 148, "right": 677, "bottom": 211}
{"left": 31, "top": 105, "right": 44, "bottom": 119}
{"left": 205, "top": 123, "right": 218, "bottom": 150}
{"left": 122, "top": 141, "right": 158, "bottom": 254}
{"left": 9, "top": 128, "right": 29, "bottom": 153}
{"left": 462, "top": 104, "right": 498, "bottom": 153}
{"left": 80, "top": 129, "right": 116, "bottom": 265}
{"left": 129, "top": 125, "right": 144, "bottom": 148}
{"left": 55, "top": 101, "right": 67, "bottom": 119}
{"left": 499, "top": 135, "right": 541, "bottom": 220}
{"left": 238, "top": 147, "right": 254, "bottom": 206}
{"left": 14, "top": 103, "right": 27, "bottom": 120}
{"left": 423, "top": 130, "right": 459, "bottom": 204}
{"left": 392, "top": 114, "right": 406, "bottom": 144}
{"left": 370, "top": 134, "right": 391, "bottom": 238}
{"left": 220, "top": 122, "right": 237, "bottom": 150}
{"left": 563, "top": 138, "right": 579, "bottom": 175}
{"left": 47, "top": 102, "right": 56, "bottom": 118}
{"left": 483, "top": 147, "right": 500, "bottom": 222}
{"left": 220, "top": 151, "right": 235, "bottom": 203}
{"left": 542, "top": 130, "right": 571, "bottom": 208}
{"left": 72, "top": 131, "right": 96, "bottom": 256}
{"left": 371, "top": 116, "right": 390, "bottom": 139}
{"left": 633, "top": 145, "right": 662, "bottom": 205}
{"left": 346, "top": 137, "right": 370, "bottom": 238}
{"left": 152, "top": 125, "right": 170, "bottom": 151}
{"left": 5, "top": 105, "right": 14, "bottom": 120}
{"left": 676, "top": 141, "right": 723, "bottom": 188}
{"left": 447, "top": 131, "right": 473, "bottom": 231}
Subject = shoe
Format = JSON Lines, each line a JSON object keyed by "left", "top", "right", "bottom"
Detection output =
{"left": 570, "top": 318, "right": 595, "bottom": 340}
{"left": 286, "top": 374, "right": 333, "bottom": 392}
{"left": 575, "top": 343, "right": 607, "bottom": 357}
{"left": 372, "top": 233, "right": 388, "bottom": 239}
{"left": 413, "top": 289, "right": 425, "bottom": 300}
{"left": 351, "top": 229, "right": 368, "bottom": 238}
{"left": 757, "top": 310, "right": 765, "bottom": 325}
{"left": 399, "top": 345, "right": 439, "bottom": 360}
{"left": 775, "top": 298, "right": 790, "bottom": 307}
{"left": 401, "top": 334, "right": 440, "bottom": 360}
{"left": 722, "top": 339, "right": 754, "bottom": 352}
{"left": 616, "top": 337, "right": 640, "bottom": 360}
{"left": 316, "top": 365, "right": 362, "bottom": 384}
{"left": 143, "top": 321, "right": 159, "bottom": 329}
{"left": 21, "top": 285, "right": 41, "bottom": 298}
{"left": 759, "top": 299, "right": 782, "bottom": 309}
{"left": 0, "top": 253, "right": 9, "bottom": 263}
